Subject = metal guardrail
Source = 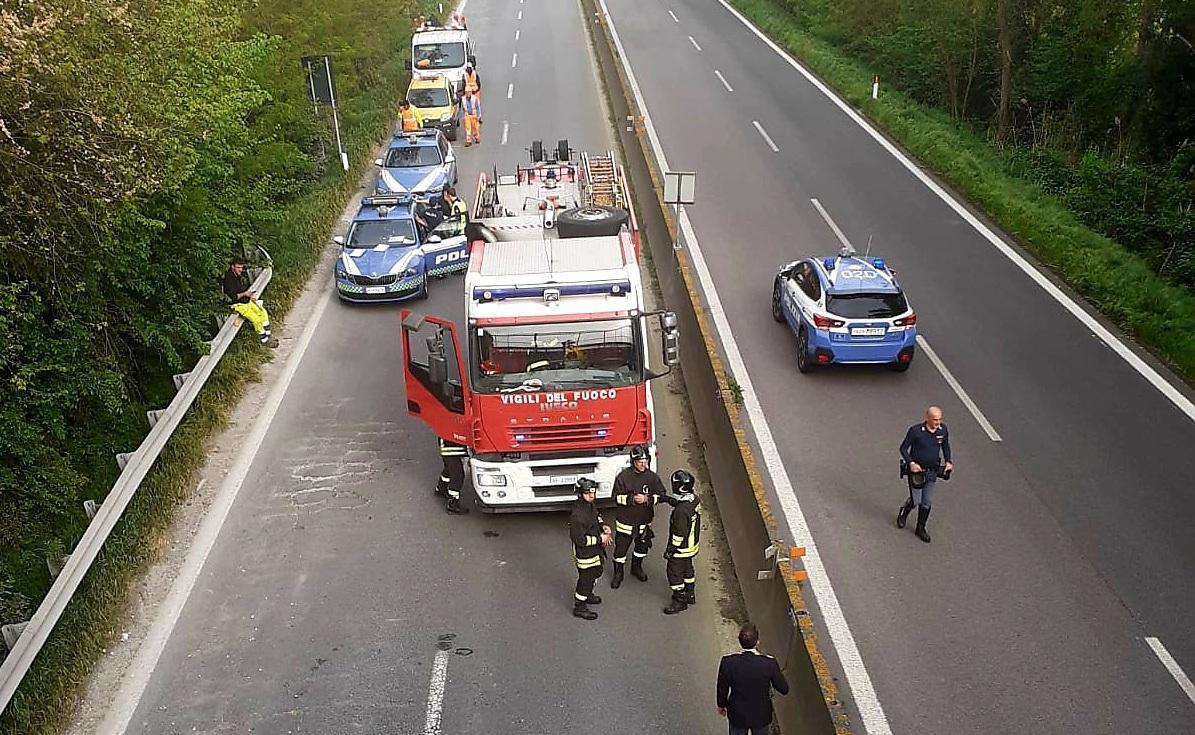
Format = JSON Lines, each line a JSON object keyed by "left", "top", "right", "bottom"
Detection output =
{"left": 0, "top": 249, "right": 274, "bottom": 715}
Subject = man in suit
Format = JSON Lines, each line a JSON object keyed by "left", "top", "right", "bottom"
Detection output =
{"left": 716, "top": 623, "right": 790, "bottom": 735}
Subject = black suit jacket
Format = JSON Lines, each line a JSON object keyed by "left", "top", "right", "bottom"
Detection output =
{"left": 716, "top": 649, "right": 790, "bottom": 728}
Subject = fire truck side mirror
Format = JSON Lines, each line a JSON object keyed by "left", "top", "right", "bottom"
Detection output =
{"left": 661, "top": 312, "right": 680, "bottom": 367}
{"left": 429, "top": 354, "right": 449, "bottom": 385}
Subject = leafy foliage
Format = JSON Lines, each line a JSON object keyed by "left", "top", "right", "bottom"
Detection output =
{"left": 0, "top": 0, "right": 428, "bottom": 675}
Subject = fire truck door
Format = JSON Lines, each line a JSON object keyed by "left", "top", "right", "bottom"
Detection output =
{"left": 400, "top": 310, "right": 472, "bottom": 446}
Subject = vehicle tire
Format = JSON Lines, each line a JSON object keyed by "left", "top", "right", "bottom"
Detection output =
{"left": 530, "top": 139, "right": 544, "bottom": 163}
{"left": 771, "top": 280, "right": 785, "bottom": 323}
{"left": 556, "top": 138, "right": 569, "bottom": 162}
{"left": 556, "top": 205, "right": 631, "bottom": 238}
{"left": 417, "top": 279, "right": 430, "bottom": 300}
{"left": 796, "top": 327, "right": 814, "bottom": 374}
{"left": 889, "top": 356, "right": 912, "bottom": 372}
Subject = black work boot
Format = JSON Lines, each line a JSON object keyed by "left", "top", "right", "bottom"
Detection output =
{"left": 586, "top": 595, "right": 602, "bottom": 605}
{"left": 914, "top": 506, "right": 932, "bottom": 543}
{"left": 446, "top": 497, "right": 470, "bottom": 515}
{"left": 630, "top": 558, "right": 648, "bottom": 582}
{"left": 663, "top": 591, "right": 689, "bottom": 615}
{"left": 573, "top": 601, "right": 598, "bottom": 621}
{"left": 896, "top": 498, "right": 915, "bottom": 529}
{"left": 610, "top": 563, "right": 624, "bottom": 589}
{"left": 685, "top": 583, "right": 696, "bottom": 606}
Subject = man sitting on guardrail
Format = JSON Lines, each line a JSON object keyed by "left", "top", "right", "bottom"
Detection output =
{"left": 223, "top": 256, "right": 278, "bottom": 348}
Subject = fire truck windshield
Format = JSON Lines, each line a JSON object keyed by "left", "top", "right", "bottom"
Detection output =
{"left": 472, "top": 319, "right": 643, "bottom": 392}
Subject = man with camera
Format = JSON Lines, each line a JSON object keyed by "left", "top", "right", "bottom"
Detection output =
{"left": 898, "top": 405, "right": 953, "bottom": 543}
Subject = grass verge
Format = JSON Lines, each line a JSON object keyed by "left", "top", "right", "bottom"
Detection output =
{"left": 731, "top": 0, "right": 1195, "bottom": 383}
{"left": 0, "top": 4, "right": 438, "bottom": 732}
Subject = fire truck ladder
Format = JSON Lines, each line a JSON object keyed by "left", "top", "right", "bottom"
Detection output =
{"left": 580, "top": 151, "right": 627, "bottom": 211}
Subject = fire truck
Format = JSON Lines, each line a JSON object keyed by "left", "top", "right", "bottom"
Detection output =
{"left": 401, "top": 140, "right": 679, "bottom": 511}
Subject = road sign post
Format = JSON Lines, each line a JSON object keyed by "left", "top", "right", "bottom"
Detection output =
{"left": 662, "top": 171, "right": 695, "bottom": 251}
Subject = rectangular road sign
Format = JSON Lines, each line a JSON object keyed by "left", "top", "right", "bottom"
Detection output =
{"left": 663, "top": 171, "right": 696, "bottom": 205}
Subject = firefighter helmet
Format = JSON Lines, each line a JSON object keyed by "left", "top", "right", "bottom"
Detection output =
{"left": 575, "top": 477, "right": 599, "bottom": 495}
{"left": 670, "top": 469, "right": 695, "bottom": 495}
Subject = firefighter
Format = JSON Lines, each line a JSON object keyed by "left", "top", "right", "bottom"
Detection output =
{"left": 461, "top": 90, "right": 481, "bottom": 146}
{"left": 610, "top": 445, "right": 667, "bottom": 589}
{"left": 569, "top": 477, "right": 612, "bottom": 621}
{"left": 662, "top": 469, "right": 702, "bottom": 615}
{"left": 399, "top": 98, "right": 422, "bottom": 132}
{"left": 436, "top": 438, "right": 470, "bottom": 515}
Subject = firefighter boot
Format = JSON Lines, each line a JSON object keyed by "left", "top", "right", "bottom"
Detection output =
{"left": 685, "top": 582, "right": 696, "bottom": 606}
{"left": 586, "top": 595, "right": 602, "bottom": 605}
{"left": 663, "top": 590, "right": 689, "bottom": 615}
{"left": 573, "top": 601, "right": 598, "bottom": 621}
{"left": 446, "top": 497, "right": 470, "bottom": 515}
{"left": 610, "top": 563, "right": 624, "bottom": 589}
{"left": 896, "top": 497, "right": 914, "bottom": 529}
{"left": 915, "top": 506, "right": 932, "bottom": 543}
{"left": 630, "top": 558, "right": 648, "bottom": 582}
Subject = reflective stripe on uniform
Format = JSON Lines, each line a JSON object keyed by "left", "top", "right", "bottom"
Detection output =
{"left": 683, "top": 577, "right": 696, "bottom": 584}
{"left": 671, "top": 534, "right": 684, "bottom": 546}
{"left": 575, "top": 592, "right": 589, "bottom": 602}
{"left": 615, "top": 521, "right": 635, "bottom": 534}
{"left": 632, "top": 550, "right": 648, "bottom": 558}
{"left": 616, "top": 495, "right": 630, "bottom": 506}
{"left": 574, "top": 554, "right": 602, "bottom": 569}
{"left": 670, "top": 583, "right": 685, "bottom": 591}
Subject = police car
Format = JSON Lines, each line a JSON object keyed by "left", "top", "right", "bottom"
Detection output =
{"left": 373, "top": 129, "right": 457, "bottom": 203}
{"left": 333, "top": 195, "right": 469, "bottom": 303}
{"left": 771, "top": 246, "right": 917, "bottom": 372}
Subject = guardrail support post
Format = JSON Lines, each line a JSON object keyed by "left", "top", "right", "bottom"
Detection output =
{"left": 172, "top": 372, "right": 192, "bottom": 391}
{"left": 115, "top": 452, "right": 133, "bottom": 471}
{"left": 757, "top": 541, "right": 782, "bottom": 580}
{"left": 146, "top": 409, "right": 167, "bottom": 428}
{"left": 2, "top": 622, "right": 28, "bottom": 651}
{"left": 83, "top": 499, "right": 99, "bottom": 519}
{"left": 46, "top": 555, "right": 70, "bottom": 581}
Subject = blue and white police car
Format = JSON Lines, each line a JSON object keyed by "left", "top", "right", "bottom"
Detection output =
{"left": 771, "top": 247, "right": 917, "bottom": 372}
{"left": 373, "top": 129, "right": 457, "bottom": 203}
{"left": 333, "top": 195, "right": 469, "bottom": 303}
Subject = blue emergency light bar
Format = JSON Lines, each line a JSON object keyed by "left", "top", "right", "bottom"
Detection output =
{"left": 362, "top": 194, "right": 413, "bottom": 207}
{"left": 473, "top": 281, "right": 633, "bottom": 303}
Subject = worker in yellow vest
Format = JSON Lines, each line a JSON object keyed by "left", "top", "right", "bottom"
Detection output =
{"left": 399, "top": 99, "right": 422, "bottom": 132}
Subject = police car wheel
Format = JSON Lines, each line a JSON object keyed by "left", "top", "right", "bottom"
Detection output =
{"left": 771, "top": 281, "right": 785, "bottom": 322}
{"left": 417, "top": 282, "right": 429, "bottom": 300}
{"left": 796, "top": 328, "right": 814, "bottom": 373}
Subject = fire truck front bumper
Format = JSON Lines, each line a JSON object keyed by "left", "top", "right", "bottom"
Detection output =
{"left": 469, "top": 450, "right": 655, "bottom": 513}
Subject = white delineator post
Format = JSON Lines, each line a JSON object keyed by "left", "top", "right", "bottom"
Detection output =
{"left": 872, "top": 75, "right": 880, "bottom": 100}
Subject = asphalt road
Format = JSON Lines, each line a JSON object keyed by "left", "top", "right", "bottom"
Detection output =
{"left": 112, "top": 1, "right": 735, "bottom": 733}
{"left": 603, "top": 0, "right": 1195, "bottom": 733}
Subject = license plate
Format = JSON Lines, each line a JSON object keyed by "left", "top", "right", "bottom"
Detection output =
{"left": 851, "top": 327, "right": 886, "bottom": 337}
{"left": 365, "top": 286, "right": 386, "bottom": 294}
{"left": 551, "top": 475, "right": 577, "bottom": 486}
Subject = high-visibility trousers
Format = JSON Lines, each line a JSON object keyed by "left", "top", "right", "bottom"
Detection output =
{"left": 232, "top": 300, "right": 271, "bottom": 342}
{"left": 464, "top": 114, "right": 480, "bottom": 143}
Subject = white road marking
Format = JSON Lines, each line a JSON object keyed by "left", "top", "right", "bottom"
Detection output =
{"left": 1146, "top": 637, "right": 1195, "bottom": 706}
{"left": 501, "top": 121, "right": 509, "bottom": 145}
{"left": 98, "top": 288, "right": 337, "bottom": 735}
{"left": 812, "top": 196, "right": 1002, "bottom": 441}
{"left": 511, "top": 52, "right": 518, "bottom": 68}
{"left": 752, "top": 120, "right": 779, "bottom": 152}
{"left": 506, "top": 83, "right": 514, "bottom": 99}
{"left": 916, "top": 337, "right": 1003, "bottom": 441}
{"left": 714, "top": 70, "right": 733, "bottom": 92}
{"left": 514, "top": 29, "right": 520, "bottom": 41}
{"left": 810, "top": 198, "right": 851, "bottom": 250}
{"left": 712, "top": 0, "right": 1195, "bottom": 427}
{"left": 668, "top": 10, "right": 679, "bottom": 22}
{"left": 517, "top": 9, "right": 522, "bottom": 20}
{"left": 597, "top": 1, "right": 892, "bottom": 732}
{"left": 688, "top": 35, "right": 702, "bottom": 51}
{"left": 424, "top": 649, "right": 451, "bottom": 735}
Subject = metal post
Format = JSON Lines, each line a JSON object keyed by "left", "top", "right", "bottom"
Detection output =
{"left": 325, "top": 56, "right": 349, "bottom": 172}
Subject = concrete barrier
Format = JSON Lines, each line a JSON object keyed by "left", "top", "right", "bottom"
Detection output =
{"left": 582, "top": 3, "right": 852, "bottom": 733}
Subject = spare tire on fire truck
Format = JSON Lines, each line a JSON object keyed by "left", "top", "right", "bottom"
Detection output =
{"left": 556, "top": 205, "right": 631, "bottom": 239}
